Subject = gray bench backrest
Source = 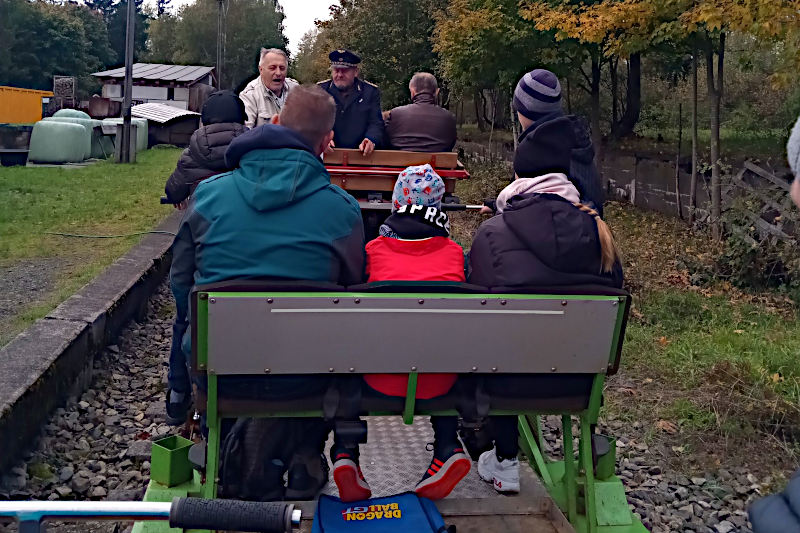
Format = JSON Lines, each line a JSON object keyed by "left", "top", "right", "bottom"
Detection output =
{"left": 202, "top": 293, "right": 623, "bottom": 376}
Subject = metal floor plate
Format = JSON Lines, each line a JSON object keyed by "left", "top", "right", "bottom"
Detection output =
{"left": 322, "top": 416, "right": 540, "bottom": 499}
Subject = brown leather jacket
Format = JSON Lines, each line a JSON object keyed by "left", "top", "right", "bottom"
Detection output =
{"left": 385, "top": 93, "right": 457, "bottom": 152}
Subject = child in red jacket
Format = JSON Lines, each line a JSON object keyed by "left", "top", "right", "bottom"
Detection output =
{"left": 331, "top": 165, "right": 471, "bottom": 502}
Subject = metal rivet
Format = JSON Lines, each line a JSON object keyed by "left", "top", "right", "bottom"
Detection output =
{"left": 551, "top": 367, "right": 557, "bottom": 372}
{"left": 561, "top": 300, "right": 568, "bottom": 306}
{"left": 492, "top": 367, "right": 498, "bottom": 372}
{"left": 354, "top": 298, "right": 360, "bottom": 304}
{"left": 471, "top": 366, "right": 478, "bottom": 372}
{"left": 333, "top": 298, "right": 339, "bottom": 304}
{"left": 209, "top": 298, "right": 216, "bottom": 304}
{"left": 267, "top": 298, "right": 273, "bottom": 304}
{"left": 418, "top": 299, "right": 425, "bottom": 304}
{"left": 199, "top": 293, "right": 208, "bottom": 300}
{"left": 264, "top": 368, "right": 270, "bottom": 373}
{"left": 328, "top": 367, "right": 335, "bottom": 372}
{"left": 349, "top": 367, "right": 355, "bottom": 372}
{"left": 500, "top": 300, "right": 507, "bottom": 306}
{"left": 480, "top": 299, "right": 487, "bottom": 305}
{"left": 411, "top": 366, "right": 417, "bottom": 371}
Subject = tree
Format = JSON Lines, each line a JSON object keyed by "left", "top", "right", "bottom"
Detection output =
{"left": 292, "top": 28, "right": 333, "bottom": 84}
{"left": 310, "top": 0, "right": 443, "bottom": 108}
{"left": 147, "top": 0, "right": 287, "bottom": 90}
{"left": 107, "top": 0, "right": 149, "bottom": 63}
{"left": 0, "top": 0, "right": 115, "bottom": 96}
{"left": 433, "top": 0, "right": 553, "bottom": 132}
{"left": 156, "top": 0, "right": 172, "bottom": 17}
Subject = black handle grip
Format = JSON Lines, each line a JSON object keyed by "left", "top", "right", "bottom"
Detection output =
{"left": 169, "top": 497, "right": 295, "bottom": 533}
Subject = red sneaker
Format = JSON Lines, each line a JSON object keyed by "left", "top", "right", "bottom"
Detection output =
{"left": 414, "top": 447, "right": 471, "bottom": 500}
{"left": 332, "top": 451, "right": 372, "bottom": 502}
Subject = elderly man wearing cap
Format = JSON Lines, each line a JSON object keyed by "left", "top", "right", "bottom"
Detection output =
{"left": 239, "top": 47, "right": 299, "bottom": 129}
{"left": 318, "top": 49, "right": 384, "bottom": 155}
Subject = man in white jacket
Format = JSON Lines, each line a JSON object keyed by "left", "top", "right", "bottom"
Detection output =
{"left": 239, "top": 47, "right": 299, "bottom": 129}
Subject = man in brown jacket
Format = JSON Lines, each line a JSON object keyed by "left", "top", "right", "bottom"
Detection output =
{"left": 384, "top": 72, "right": 457, "bottom": 153}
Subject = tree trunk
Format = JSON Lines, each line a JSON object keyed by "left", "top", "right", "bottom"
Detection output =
{"left": 474, "top": 89, "right": 486, "bottom": 132}
{"left": 510, "top": 94, "right": 519, "bottom": 151}
{"left": 488, "top": 88, "right": 499, "bottom": 150}
{"left": 566, "top": 77, "right": 572, "bottom": 114}
{"left": 590, "top": 53, "right": 603, "bottom": 171}
{"left": 689, "top": 47, "right": 699, "bottom": 225}
{"left": 675, "top": 102, "right": 683, "bottom": 219}
{"left": 610, "top": 57, "right": 619, "bottom": 136}
{"left": 616, "top": 52, "right": 641, "bottom": 137}
{"left": 706, "top": 33, "right": 725, "bottom": 240}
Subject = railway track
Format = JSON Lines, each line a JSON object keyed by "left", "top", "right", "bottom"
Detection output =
{"left": 0, "top": 279, "right": 759, "bottom": 533}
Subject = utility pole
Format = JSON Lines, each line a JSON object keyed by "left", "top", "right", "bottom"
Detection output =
{"left": 120, "top": 0, "right": 136, "bottom": 163}
{"left": 216, "top": 0, "right": 224, "bottom": 89}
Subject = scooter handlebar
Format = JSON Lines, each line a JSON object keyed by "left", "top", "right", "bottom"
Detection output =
{"left": 169, "top": 497, "right": 300, "bottom": 533}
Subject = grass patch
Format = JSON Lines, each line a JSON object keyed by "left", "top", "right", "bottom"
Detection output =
{"left": 0, "top": 148, "right": 180, "bottom": 345}
{"left": 627, "top": 127, "right": 785, "bottom": 160}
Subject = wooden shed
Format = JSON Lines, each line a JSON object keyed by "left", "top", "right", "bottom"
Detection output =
{"left": 91, "top": 64, "right": 216, "bottom": 112}
{"left": 131, "top": 103, "right": 200, "bottom": 147}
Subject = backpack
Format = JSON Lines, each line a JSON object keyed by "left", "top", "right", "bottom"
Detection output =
{"left": 312, "top": 493, "right": 454, "bottom": 533}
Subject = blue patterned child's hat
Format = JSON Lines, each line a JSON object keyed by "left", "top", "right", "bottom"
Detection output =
{"left": 391, "top": 164, "right": 445, "bottom": 212}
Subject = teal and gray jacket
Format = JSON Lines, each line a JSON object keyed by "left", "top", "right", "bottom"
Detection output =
{"left": 169, "top": 124, "right": 366, "bottom": 327}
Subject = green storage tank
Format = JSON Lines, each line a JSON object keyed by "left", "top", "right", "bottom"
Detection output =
{"left": 43, "top": 117, "right": 113, "bottom": 159}
{"left": 52, "top": 109, "right": 91, "bottom": 120}
{"left": 103, "top": 118, "right": 148, "bottom": 152}
{"left": 28, "top": 121, "right": 88, "bottom": 163}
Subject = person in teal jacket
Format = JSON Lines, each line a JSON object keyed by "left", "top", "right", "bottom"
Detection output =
{"left": 167, "top": 85, "right": 365, "bottom": 499}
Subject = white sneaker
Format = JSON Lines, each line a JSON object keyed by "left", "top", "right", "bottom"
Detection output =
{"left": 477, "top": 449, "right": 520, "bottom": 493}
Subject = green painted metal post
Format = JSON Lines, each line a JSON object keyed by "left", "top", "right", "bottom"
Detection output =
{"left": 562, "top": 415, "right": 577, "bottom": 525}
{"left": 580, "top": 414, "right": 598, "bottom": 533}
{"left": 202, "top": 374, "right": 221, "bottom": 500}
{"left": 402, "top": 372, "right": 418, "bottom": 425}
{"left": 520, "top": 415, "right": 552, "bottom": 486}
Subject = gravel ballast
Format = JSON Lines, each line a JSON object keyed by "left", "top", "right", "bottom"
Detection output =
{"left": 0, "top": 282, "right": 764, "bottom": 532}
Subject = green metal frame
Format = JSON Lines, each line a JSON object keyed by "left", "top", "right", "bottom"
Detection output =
{"left": 135, "top": 291, "right": 647, "bottom": 533}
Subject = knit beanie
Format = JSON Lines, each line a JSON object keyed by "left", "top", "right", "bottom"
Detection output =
{"left": 391, "top": 164, "right": 446, "bottom": 211}
{"left": 201, "top": 90, "right": 246, "bottom": 125}
{"left": 513, "top": 69, "right": 562, "bottom": 121}
{"left": 513, "top": 116, "right": 576, "bottom": 178}
{"left": 788, "top": 115, "right": 800, "bottom": 175}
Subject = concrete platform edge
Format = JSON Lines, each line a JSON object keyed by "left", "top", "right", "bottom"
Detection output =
{"left": 0, "top": 211, "right": 181, "bottom": 475}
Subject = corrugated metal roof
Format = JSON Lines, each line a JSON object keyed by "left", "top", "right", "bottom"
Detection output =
{"left": 92, "top": 63, "right": 215, "bottom": 84}
{"left": 131, "top": 103, "right": 199, "bottom": 124}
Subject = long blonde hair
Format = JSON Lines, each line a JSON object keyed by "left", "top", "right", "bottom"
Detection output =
{"left": 573, "top": 203, "right": 621, "bottom": 274}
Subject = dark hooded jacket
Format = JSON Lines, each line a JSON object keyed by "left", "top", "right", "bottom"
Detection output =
{"left": 749, "top": 473, "right": 800, "bottom": 533}
{"left": 169, "top": 124, "right": 365, "bottom": 334}
{"left": 516, "top": 112, "right": 605, "bottom": 216}
{"left": 468, "top": 192, "right": 622, "bottom": 289}
{"left": 164, "top": 122, "right": 248, "bottom": 203}
{"left": 164, "top": 91, "right": 248, "bottom": 204}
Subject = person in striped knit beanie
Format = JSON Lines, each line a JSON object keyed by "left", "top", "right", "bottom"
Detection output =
{"left": 511, "top": 68, "right": 605, "bottom": 215}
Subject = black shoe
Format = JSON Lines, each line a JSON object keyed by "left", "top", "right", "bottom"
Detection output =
{"left": 285, "top": 450, "right": 329, "bottom": 500}
{"left": 165, "top": 388, "right": 192, "bottom": 426}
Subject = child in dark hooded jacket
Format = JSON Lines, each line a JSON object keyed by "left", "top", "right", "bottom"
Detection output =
{"left": 330, "top": 165, "right": 471, "bottom": 503}
{"left": 164, "top": 90, "right": 247, "bottom": 424}
{"left": 163, "top": 90, "right": 248, "bottom": 206}
{"left": 469, "top": 115, "right": 623, "bottom": 494}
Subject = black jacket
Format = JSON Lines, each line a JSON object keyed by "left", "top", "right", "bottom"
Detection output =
{"left": 468, "top": 193, "right": 622, "bottom": 289}
{"left": 749, "top": 473, "right": 800, "bottom": 533}
{"left": 318, "top": 78, "right": 384, "bottom": 149}
{"left": 164, "top": 122, "right": 247, "bottom": 203}
{"left": 517, "top": 113, "right": 605, "bottom": 216}
{"left": 385, "top": 93, "right": 457, "bottom": 152}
